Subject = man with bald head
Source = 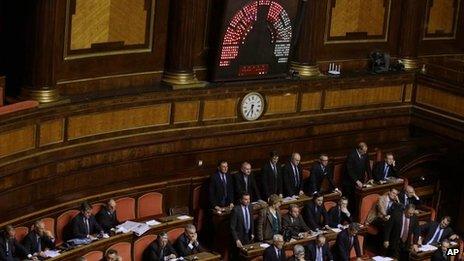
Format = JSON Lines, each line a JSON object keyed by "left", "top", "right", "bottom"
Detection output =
{"left": 22, "top": 219, "right": 55, "bottom": 258}
{"left": 234, "top": 161, "right": 261, "bottom": 202}
{"left": 96, "top": 198, "right": 119, "bottom": 234}
{"left": 398, "top": 185, "right": 421, "bottom": 209}
{"left": 283, "top": 153, "right": 304, "bottom": 197}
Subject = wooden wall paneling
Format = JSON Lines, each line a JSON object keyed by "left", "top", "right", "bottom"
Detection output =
{"left": 265, "top": 94, "right": 298, "bottom": 115}
{"left": 415, "top": 84, "right": 464, "bottom": 117}
{"left": 173, "top": 101, "right": 200, "bottom": 123}
{"left": 300, "top": 92, "right": 322, "bottom": 111}
{"left": 324, "top": 86, "right": 403, "bottom": 109}
{"left": 39, "top": 119, "right": 65, "bottom": 147}
{"left": 404, "top": 83, "right": 413, "bottom": 102}
{"left": 0, "top": 125, "right": 36, "bottom": 158}
{"left": 192, "top": 0, "right": 212, "bottom": 67}
{"left": 202, "top": 98, "right": 237, "bottom": 120}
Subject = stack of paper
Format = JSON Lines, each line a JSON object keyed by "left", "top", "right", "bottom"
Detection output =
{"left": 372, "top": 256, "right": 393, "bottom": 261}
{"left": 260, "top": 243, "right": 270, "bottom": 248}
{"left": 330, "top": 228, "right": 342, "bottom": 233}
{"left": 418, "top": 245, "right": 438, "bottom": 252}
{"left": 116, "top": 220, "right": 150, "bottom": 236}
{"left": 43, "top": 250, "right": 60, "bottom": 258}
{"left": 177, "top": 215, "right": 192, "bottom": 220}
{"left": 145, "top": 220, "right": 161, "bottom": 226}
{"left": 132, "top": 223, "right": 151, "bottom": 236}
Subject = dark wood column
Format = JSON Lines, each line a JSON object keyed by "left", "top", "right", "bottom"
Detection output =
{"left": 398, "top": 0, "right": 427, "bottom": 70}
{"left": 19, "top": 0, "right": 62, "bottom": 103}
{"left": 290, "top": 0, "right": 322, "bottom": 77}
{"left": 162, "top": 0, "right": 206, "bottom": 89}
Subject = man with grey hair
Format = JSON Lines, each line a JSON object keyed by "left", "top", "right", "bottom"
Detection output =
{"left": 234, "top": 161, "right": 261, "bottom": 202}
{"left": 283, "top": 153, "right": 304, "bottom": 197}
{"left": 143, "top": 231, "right": 177, "bottom": 261}
{"left": 22, "top": 219, "right": 56, "bottom": 258}
{"left": 96, "top": 198, "right": 119, "bottom": 234}
{"left": 263, "top": 234, "right": 286, "bottom": 261}
{"left": 288, "top": 244, "right": 305, "bottom": 261}
{"left": 174, "top": 224, "right": 203, "bottom": 257}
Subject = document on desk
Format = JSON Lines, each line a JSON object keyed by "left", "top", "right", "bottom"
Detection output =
{"left": 260, "top": 243, "right": 271, "bottom": 248}
{"left": 133, "top": 223, "right": 151, "bottom": 236}
{"left": 330, "top": 228, "right": 342, "bottom": 233}
{"left": 177, "top": 215, "right": 192, "bottom": 220}
{"left": 372, "top": 256, "right": 393, "bottom": 261}
{"left": 418, "top": 245, "right": 438, "bottom": 252}
{"left": 44, "top": 250, "right": 60, "bottom": 258}
{"left": 116, "top": 220, "right": 147, "bottom": 234}
{"left": 282, "top": 196, "right": 298, "bottom": 203}
{"left": 145, "top": 220, "right": 161, "bottom": 226}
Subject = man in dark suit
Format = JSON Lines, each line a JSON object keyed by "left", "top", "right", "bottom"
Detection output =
{"left": 71, "top": 202, "right": 104, "bottom": 240}
{"left": 234, "top": 162, "right": 261, "bottom": 202}
{"left": 303, "top": 194, "right": 329, "bottom": 231}
{"left": 230, "top": 193, "right": 254, "bottom": 248}
{"left": 431, "top": 239, "right": 451, "bottom": 261}
{"left": 308, "top": 154, "right": 338, "bottom": 195}
{"left": 0, "top": 225, "right": 29, "bottom": 261}
{"left": 282, "top": 153, "right": 304, "bottom": 197}
{"left": 307, "top": 234, "right": 333, "bottom": 261}
{"left": 419, "top": 216, "right": 458, "bottom": 246}
{"left": 174, "top": 224, "right": 203, "bottom": 257}
{"left": 22, "top": 220, "right": 55, "bottom": 258}
{"left": 209, "top": 160, "right": 235, "bottom": 210}
{"left": 328, "top": 197, "right": 352, "bottom": 228}
{"left": 343, "top": 142, "right": 371, "bottom": 213}
{"left": 282, "top": 204, "right": 310, "bottom": 239}
{"left": 384, "top": 204, "right": 420, "bottom": 260}
{"left": 143, "top": 232, "right": 177, "bottom": 261}
{"left": 332, "top": 223, "right": 362, "bottom": 261}
{"left": 261, "top": 151, "right": 283, "bottom": 200}
{"left": 262, "top": 234, "right": 286, "bottom": 261}
{"left": 372, "top": 153, "right": 399, "bottom": 183}
{"left": 288, "top": 244, "right": 306, "bottom": 261}
{"left": 398, "top": 185, "right": 421, "bottom": 209}
{"left": 96, "top": 199, "right": 119, "bottom": 234}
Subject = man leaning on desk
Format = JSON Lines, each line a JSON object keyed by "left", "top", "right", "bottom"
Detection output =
{"left": 70, "top": 202, "right": 104, "bottom": 240}
{"left": 22, "top": 219, "right": 55, "bottom": 259}
{"left": 372, "top": 153, "right": 399, "bottom": 183}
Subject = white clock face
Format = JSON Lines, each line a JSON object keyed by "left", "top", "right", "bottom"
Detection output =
{"left": 241, "top": 92, "right": 265, "bottom": 121}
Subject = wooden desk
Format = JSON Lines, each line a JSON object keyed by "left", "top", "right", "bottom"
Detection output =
{"left": 184, "top": 251, "right": 222, "bottom": 261}
{"left": 410, "top": 244, "right": 459, "bottom": 261}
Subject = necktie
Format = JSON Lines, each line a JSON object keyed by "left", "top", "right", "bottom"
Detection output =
{"left": 401, "top": 216, "right": 410, "bottom": 242}
{"left": 273, "top": 164, "right": 277, "bottom": 179}
{"left": 293, "top": 165, "right": 299, "bottom": 188}
{"left": 384, "top": 164, "right": 389, "bottom": 179}
{"left": 85, "top": 218, "right": 90, "bottom": 235}
{"left": 405, "top": 195, "right": 409, "bottom": 205}
{"left": 321, "top": 165, "right": 325, "bottom": 174}
{"left": 244, "top": 176, "right": 248, "bottom": 192}
{"left": 5, "top": 241, "right": 9, "bottom": 256}
{"left": 221, "top": 174, "right": 227, "bottom": 198}
{"left": 277, "top": 249, "right": 280, "bottom": 258}
{"left": 317, "top": 246, "right": 323, "bottom": 261}
{"left": 350, "top": 236, "right": 354, "bottom": 248}
{"left": 244, "top": 207, "right": 250, "bottom": 232}
{"left": 290, "top": 217, "right": 294, "bottom": 224}
{"left": 160, "top": 248, "right": 164, "bottom": 260}
{"left": 37, "top": 236, "right": 42, "bottom": 252}
{"left": 427, "top": 227, "right": 442, "bottom": 245}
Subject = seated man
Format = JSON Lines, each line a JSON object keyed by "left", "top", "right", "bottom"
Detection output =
{"left": 71, "top": 202, "right": 104, "bottom": 240}
{"left": 96, "top": 199, "right": 119, "bottom": 234}
{"left": 282, "top": 204, "right": 310, "bottom": 239}
{"left": 419, "top": 216, "right": 459, "bottom": 246}
{"left": 143, "top": 232, "right": 177, "bottom": 261}
{"left": 103, "top": 249, "right": 119, "bottom": 261}
{"left": 174, "top": 224, "right": 203, "bottom": 257}
{"left": 366, "top": 188, "right": 400, "bottom": 225}
{"left": 288, "top": 244, "right": 306, "bottom": 261}
{"left": 332, "top": 223, "right": 362, "bottom": 261}
{"left": 262, "top": 234, "right": 286, "bottom": 261}
{"left": 307, "top": 234, "right": 333, "bottom": 261}
{"left": 0, "top": 225, "right": 30, "bottom": 261}
{"left": 372, "top": 153, "right": 398, "bottom": 183}
{"left": 328, "top": 197, "right": 352, "bottom": 228}
{"left": 22, "top": 219, "right": 55, "bottom": 258}
{"left": 432, "top": 239, "right": 452, "bottom": 261}
{"left": 303, "top": 193, "right": 329, "bottom": 231}
{"left": 398, "top": 185, "right": 421, "bottom": 208}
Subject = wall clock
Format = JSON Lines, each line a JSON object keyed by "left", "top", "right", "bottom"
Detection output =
{"left": 240, "top": 92, "right": 265, "bottom": 121}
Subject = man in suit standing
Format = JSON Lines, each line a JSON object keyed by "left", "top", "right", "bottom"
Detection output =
{"left": 230, "top": 193, "right": 254, "bottom": 248}
{"left": 234, "top": 162, "right": 261, "bottom": 202}
{"left": 71, "top": 202, "right": 104, "bottom": 240}
{"left": 96, "top": 199, "right": 119, "bottom": 234}
{"left": 143, "top": 232, "right": 177, "bottom": 261}
{"left": 22, "top": 220, "right": 55, "bottom": 258}
{"left": 398, "top": 185, "right": 421, "bottom": 209}
{"left": 418, "top": 216, "right": 459, "bottom": 246}
{"left": 261, "top": 151, "right": 283, "bottom": 200}
{"left": 332, "top": 223, "right": 362, "bottom": 261}
{"left": 343, "top": 142, "right": 371, "bottom": 213}
{"left": 282, "top": 153, "right": 304, "bottom": 197}
{"left": 282, "top": 204, "right": 310, "bottom": 239}
{"left": 431, "top": 239, "right": 452, "bottom": 261}
{"left": 307, "top": 234, "right": 333, "bottom": 261}
{"left": 209, "top": 160, "right": 235, "bottom": 211}
{"left": 328, "top": 197, "right": 352, "bottom": 228}
{"left": 372, "top": 153, "right": 399, "bottom": 183}
{"left": 308, "top": 154, "right": 338, "bottom": 195}
{"left": 262, "top": 234, "right": 286, "bottom": 261}
{"left": 174, "top": 224, "right": 203, "bottom": 257}
{"left": 303, "top": 193, "right": 329, "bottom": 231}
{"left": 366, "top": 188, "right": 400, "bottom": 225}
{"left": 384, "top": 204, "right": 420, "bottom": 260}
{"left": 0, "top": 225, "right": 29, "bottom": 261}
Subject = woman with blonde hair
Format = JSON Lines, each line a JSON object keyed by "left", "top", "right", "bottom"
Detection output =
{"left": 257, "top": 194, "right": 282, "bottom": 241}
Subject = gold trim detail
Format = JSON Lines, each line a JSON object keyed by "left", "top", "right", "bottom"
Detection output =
{"left": 401, "top": 58, "right": 420, "bottom": 70}
{"left": 290, "top": 62, "right": 322, "bottom": 77}
{"left": 161, "top": 72, "right": 208, "bottom": 90}
{"left": 21, "top": 88, "right": 63, "bottom": 104}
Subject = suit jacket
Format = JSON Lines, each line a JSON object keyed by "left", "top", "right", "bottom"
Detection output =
{"left": 327, "top": 206, "right": 352, "bottom": 228}
{"left": 230, "top": 204, "right": 254, "bottom": 244}
{"left": 398, "top": 191, "right": 421, "bottom": 208}
{"left": 366, "top": 193, "right": 398, "bottom": 224}
{"left": 257, "top": 208, "right": 281, "bottom": 241}
{"left": 174, "top": 233, "right": 202, "bottom": 257}
{"left": 332, "top": 229, "right": 361, "bottom": 261}
{"left": 420, "top": 221, "right": 454, "bottom": 245}
{"left": 303, "top": 201, "right": 328, "bottom": 230}
{"left": 308, "top": 163, "right": 336, "bottom": 194}
{"left": 70, "top": 213, "right": 103, "bottom": 239}
{"left": 372, "top": 161, "right": 398, "bottom": 182}
{"left": 384, "top": 212, "right": 419, "bottom": 247}
{"left": 0, "top": 237, "right": 28, "bottom": 261}
{"left": 22, "top": 231, "right": 55, "bottom": 254}
{"left": 261, "top": 161, "right": 283, "bottom": 199}
{"left": 307, "top": 242, "right": 333, "bottom": 261}
{"left": 282, "top": 162, "right": 303, "bottom": 197}
{"left": 96, "top": 207, "right": 119, "bottom": 234}
{"left": 431, "top": 249, "right": 450, "bottom": 261}
{"left": 208, "top": 171, "right": 235, "bottom": 208}
{"left": 142, "top": 240, "right": 177, "bottom": 261}
{"left": 343, "top": 149, "right": 371, "bottom": 187}
{"left": 263, "top": 246, "right": 286, "bottom": 261}
{"left": 234, "top": 172, "right": 261, "bottom": 202}
{"left": 281, "top": 213, "right": 310, "bottom": 237}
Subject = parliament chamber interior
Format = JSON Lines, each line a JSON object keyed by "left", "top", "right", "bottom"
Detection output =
{"left": 0, "top": 0, "right": 463, "bottom": 260}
